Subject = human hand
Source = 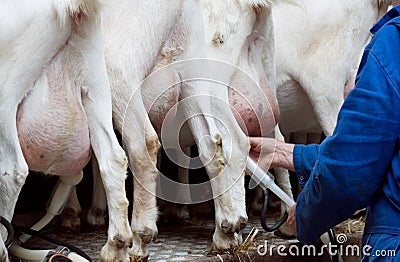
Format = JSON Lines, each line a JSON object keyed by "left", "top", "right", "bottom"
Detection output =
{"left": 287, "top": 204, "right": 297, "bottom": 236}
{"left": 249, "top": 137, "right": 295, "bottom": 171}
{"left": 249, "top": 137, "right": 277, "bottom": 170}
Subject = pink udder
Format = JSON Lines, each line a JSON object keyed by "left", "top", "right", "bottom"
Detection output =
{"left": 228, "top": 86, "right": 278, "bottom": 137}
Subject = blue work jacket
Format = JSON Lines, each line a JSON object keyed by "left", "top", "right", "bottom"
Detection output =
{"left": 293, "top": 6, "right": 400, "bottom": 260}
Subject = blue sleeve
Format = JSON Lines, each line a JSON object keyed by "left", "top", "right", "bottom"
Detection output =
{"left": 293, "top": 144, "right": 319, "bottom": 187}
{"left": 294, "top": 24, "right": 400, "bottom": 244}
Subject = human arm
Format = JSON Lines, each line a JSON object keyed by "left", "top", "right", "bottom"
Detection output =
{"left": 294, "top": 25, "right": 400, "bottom": 243}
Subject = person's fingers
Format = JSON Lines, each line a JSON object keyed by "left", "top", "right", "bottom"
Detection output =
{"left": 287, "top": 210, "right": 294, "bottom": 225}
{"left": 249, "top": 137, "right": 263, "bottom": 152}
{"left": 249, "top": 137, "right": 276, "bottom": 170}
{"left": 287, "top": 204, "right": 297, "bottom": 236}
{"left": 289, "top": 204, "right": 296, "bottom": 213}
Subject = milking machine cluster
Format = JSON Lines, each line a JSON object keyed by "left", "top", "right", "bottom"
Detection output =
{"left": 0, "top": 173, "right": 91, "bottom": 262}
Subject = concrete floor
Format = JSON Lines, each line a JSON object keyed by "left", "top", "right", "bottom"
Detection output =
{"left": 9, "top": 213, "right": 363, "bottom": 261}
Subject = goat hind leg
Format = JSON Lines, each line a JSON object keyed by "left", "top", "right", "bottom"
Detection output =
{"left": 0, "top": 63, "right": 31, "bottom": 262}
{"left": 86, "top": 156, "right": 108, "bottom": 229}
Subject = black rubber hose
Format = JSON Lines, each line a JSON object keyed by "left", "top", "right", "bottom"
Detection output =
{"left": 328, "top": 228, "right": 340, "bottom": 262}
{"left": 260, "top": 186, "right": 288, "bottom": 232}
{"left": 12, "top": 224, "right": 92, "bottom": 262}
{"left": 0, "top": 215, "right": 14, "bottom": 249}
{"left": 259, "top": 188, "right": 341, "bottom": 262}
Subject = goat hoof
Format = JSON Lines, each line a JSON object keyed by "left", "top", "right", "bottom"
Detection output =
{"left": 239, "top": 216, "right": 247, "bottom": 230}
{"left": 130, "top": 255, "right": 148, "bottom": 262}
